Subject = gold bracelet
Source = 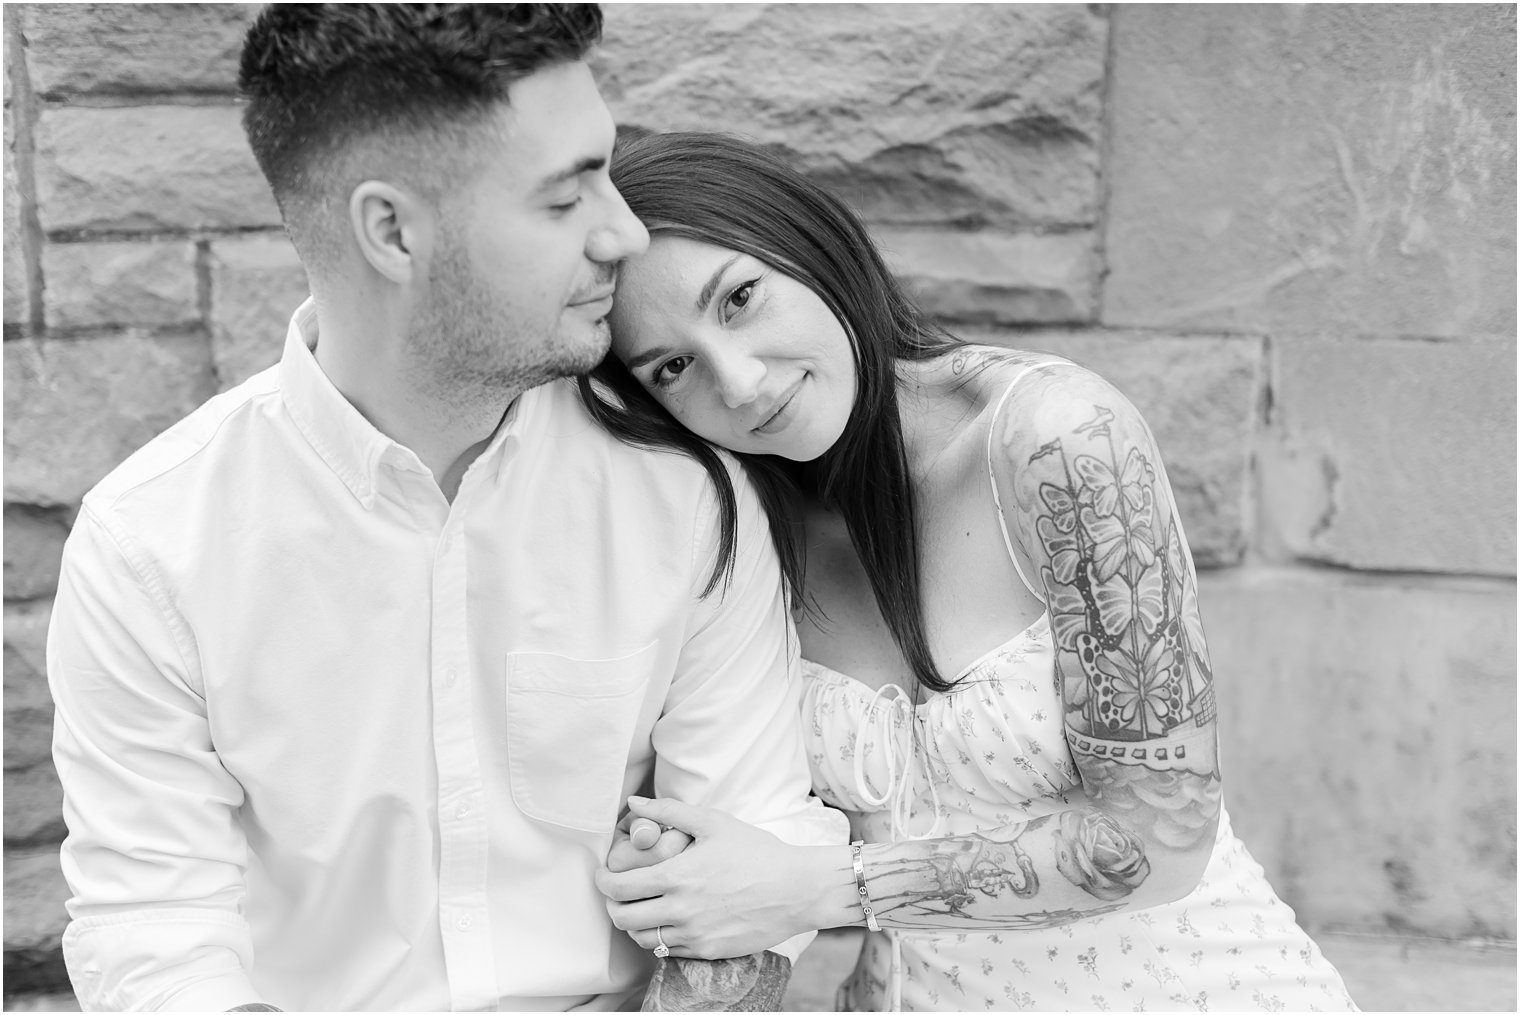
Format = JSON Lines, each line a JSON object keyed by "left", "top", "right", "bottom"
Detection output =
{"left": 851, "top": 840, "right": 881, "bottom": 932}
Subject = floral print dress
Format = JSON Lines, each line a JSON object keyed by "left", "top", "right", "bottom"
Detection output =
{"left": 797, "top": 371, "right": 1359, "bottom": 1013}
{"left": 803, "top": 645, "right": 1357, "bottom": 1012}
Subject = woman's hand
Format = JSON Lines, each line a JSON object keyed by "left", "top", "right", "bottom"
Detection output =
{"left": 607, "top": 812, "right": 695, "bottom": 874}
{"left": 595, "top": 795, "right": 837, "bottom": 960}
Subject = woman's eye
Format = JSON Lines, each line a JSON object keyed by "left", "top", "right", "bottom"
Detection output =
{"left": 653, "top": 356, "right": 692, "bottom": 388}
{"left": 724, "top": 280, "right": 758, "bottom": 317}
{"left": 549, "top": 196, "right": 582, "bottom": 214}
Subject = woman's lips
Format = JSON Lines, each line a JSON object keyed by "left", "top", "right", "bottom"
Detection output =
{"left": 753, "top": 376, "right": 804, "bottom": 434}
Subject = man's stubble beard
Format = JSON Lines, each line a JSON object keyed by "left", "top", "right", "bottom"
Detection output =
{"left": 410, "top": 240, "right": 608, "bottom": 415}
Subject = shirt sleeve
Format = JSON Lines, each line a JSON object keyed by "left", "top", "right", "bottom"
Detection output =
{"left": 49, "top": 505, "right": 267, "bottom": 1011}
{"left": 652, "top": 461, "right": 852, "bottom": 963}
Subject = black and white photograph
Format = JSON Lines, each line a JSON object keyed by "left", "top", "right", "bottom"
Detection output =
{"left": 2, "top": 4, "right": 1514, "bottom": 1012}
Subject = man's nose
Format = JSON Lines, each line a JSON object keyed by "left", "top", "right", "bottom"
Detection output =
{"left": 587, "top": 185, "right": 650, "bottom": 263}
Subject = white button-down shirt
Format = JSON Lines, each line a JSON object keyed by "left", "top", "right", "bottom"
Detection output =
{"left": 49, "top": 302, "right": 847, "bottom": 1012}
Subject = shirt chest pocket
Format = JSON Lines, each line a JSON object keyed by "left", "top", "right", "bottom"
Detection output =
{"left": 504, "top": 643, "right": 657, "bottom": 833}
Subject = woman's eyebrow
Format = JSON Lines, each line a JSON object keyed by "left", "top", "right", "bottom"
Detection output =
{"left": 624, "top": 344, "right": 671, "bottom": 371}
{"left": 624, "top": 253, "right": 747, "bottom": 371}
{"left": 696, "top": 254, "right": 742, "bottom": 313}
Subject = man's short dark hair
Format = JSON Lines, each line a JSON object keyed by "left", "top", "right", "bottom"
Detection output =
{"left": 238, "top": 3, "right": 602, "bottom": 265}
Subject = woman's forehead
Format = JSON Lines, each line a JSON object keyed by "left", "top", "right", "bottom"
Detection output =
{"left": 647, "top": 233, "right": 740, "bottom": 275}
{"left": 620, "top": 235, "right": 746, "bottom": 307}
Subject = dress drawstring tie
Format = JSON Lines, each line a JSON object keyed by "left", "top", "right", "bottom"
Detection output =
{"left": 850, "top": 682, "right": 946, "bottom": 1012}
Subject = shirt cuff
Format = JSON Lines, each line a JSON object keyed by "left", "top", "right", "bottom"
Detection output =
{"left": 757, "top": 800, "right": 852, "bottom": 850}
{"left": 766, "top": 928, "right": 817, "bottom": 967}
{"left": 159, "top": 970, "right": 266, "bottom": 1012}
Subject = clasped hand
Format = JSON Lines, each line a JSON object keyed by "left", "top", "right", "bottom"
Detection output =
{"left": 598, "top": 796, "right": 811, "bottom": 961}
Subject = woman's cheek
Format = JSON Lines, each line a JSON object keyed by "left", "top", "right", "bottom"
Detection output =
{"left": 656, "top": 388, "right": 689, "bottom": 418}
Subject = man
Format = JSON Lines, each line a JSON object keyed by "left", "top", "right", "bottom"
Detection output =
{"left": 47, "top": 5, "right": 845, "bottom": 1010}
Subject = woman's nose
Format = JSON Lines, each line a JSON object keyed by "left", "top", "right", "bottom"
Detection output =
{"left": 714, "top": 352, "right": 765, "bottom": 410}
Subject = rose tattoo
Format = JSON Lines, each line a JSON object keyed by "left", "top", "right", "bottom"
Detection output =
{"left": 1052, "top": 809, "right": 1151, "bottom": 901}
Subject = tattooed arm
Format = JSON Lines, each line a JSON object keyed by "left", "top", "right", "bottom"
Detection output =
{"left": 834, "top": 371, "right": 1223, "bottom": 932}
{"left": 598, "top": 372, "right": 1221, "bottom": 947}
{"left": 641, "top": 954, "right": 791, "bottom": 1012}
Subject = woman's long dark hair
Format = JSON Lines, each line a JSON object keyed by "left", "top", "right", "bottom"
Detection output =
{"left": 579, "top": 132, "right": 966, "bottom": 693}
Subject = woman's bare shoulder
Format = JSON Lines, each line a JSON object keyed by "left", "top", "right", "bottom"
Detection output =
{"left": 921, "top": 345, "right": 1065, "bottom": 393}
{"left": 959, "top": 349, "right": 1124, "bottom": 429}
{"left": 978, "top": 353, "right": 1151, "bottom": 478}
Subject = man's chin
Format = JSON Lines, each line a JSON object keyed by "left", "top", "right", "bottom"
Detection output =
{"left": 564, "top": 318, "right": 613, "bottom": 374}
{"left": 515, "top": 323, "right": 611, "bottom": 388}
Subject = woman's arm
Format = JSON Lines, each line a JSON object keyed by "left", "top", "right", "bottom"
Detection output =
{"left": 607, "top": 815, "right": 794, "bottom": 1011}
{"left": 837, "top": 371, "right": 1222, "bottom": 931}
{"left": 598, "top": 372, "right": 1221, "bottom": 951}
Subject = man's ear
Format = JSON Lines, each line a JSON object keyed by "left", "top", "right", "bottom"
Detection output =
{"left": 348, "top": 180, "right": 435, "bottom": 284}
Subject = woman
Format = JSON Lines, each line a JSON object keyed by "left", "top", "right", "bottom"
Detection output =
{"left": 580, "top": 132, "right": 1356, "bottom": 1012}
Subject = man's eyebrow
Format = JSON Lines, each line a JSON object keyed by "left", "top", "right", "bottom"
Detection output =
{"left": 696, "top": 254, "right": 742, "bottom": 314}
{"left": 533, "top": 155, "right": 606, "bottom": 192}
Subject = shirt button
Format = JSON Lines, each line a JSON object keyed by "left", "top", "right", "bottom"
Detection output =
{"left": 445, "top": 669, "right": 458, "bottom": 688}
{"left": 457, "top": 914, "right": 472, "bottom": 931}
{"left": 456, "top": 802, "right": 470, "bottom": 819}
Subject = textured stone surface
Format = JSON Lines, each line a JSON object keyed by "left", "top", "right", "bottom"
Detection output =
{"left": 25, "top": 3, "right": 258, "bottom": 96}
{"left": 42, "top": 240, "right": 198, "bottom": 330}
{"left": 600, "top": 4, "right": 1106, "bottom": 229}
{"left": 34, "top": 105, "right": 279, "bottom": 234}
{"left": 3, "top": 607, "right": 67, "bottom": 991}
{"left": 207, "top": 233, "right": 309, "bottom": 389}
{"left": 4, "top": 99, "right": 27, "bottom": 326}
{"left": 0, "top": 992, "right": 76, "bottom": 1012}
{"left": 5, "top": 601, "right": 62, "bottom": 846}
{"left": 3, "top": 847, "right": 71, "bottom": 992}
{"left": 5, "top": 762, "right": 65, "bottom": 849}
{"left": 4, "top": 601, "right": 51, "bottom": 770}
{"left": 1315, "top": 935, "right": 1517, "bottom": 1013}
{"left": 1202, "top": 571, "right": 1516, "bottom": 939}
{"left": 4, "top": 332, "right": 217, "bottom": 506}
{"left": 964, "top": 328, "right": 1263, "bottom": 567}
{"left": 3, "top": 506, "right": 69, "bottom": 602}
{"left": 876, "top": 227, "right": 1097, "bottom": 324}
{"left": 1260, "top": 336, "right": 1515, "bottom": 576}
{"left": 1105, "top": 5, "right": 1517, "bottom": 337}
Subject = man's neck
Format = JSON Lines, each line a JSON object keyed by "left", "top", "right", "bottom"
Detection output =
{"left": 389, "top": 389, "right": 515, "bottom": 502}
{"left": 433, "top": 425, "right": 504, "bottom": 502}
{"left": 313, "top": 306, "right": 520, "bottom": 502}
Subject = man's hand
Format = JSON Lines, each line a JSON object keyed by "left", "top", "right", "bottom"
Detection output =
{"left": 642, "top": 953, "right": 792, "bottom": 1012}
{"left": 608, "top": 808, "right": 694, "bottom": 874}
{"left": 629, "top": 816, "right": 663, "bottom": 850}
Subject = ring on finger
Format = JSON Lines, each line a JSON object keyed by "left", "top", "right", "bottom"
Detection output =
{"left": 653, "top": 925, "right": 670, "bottom": 959}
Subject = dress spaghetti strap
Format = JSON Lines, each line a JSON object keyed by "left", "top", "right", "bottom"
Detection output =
{"left": 985, "top": 365, "right": 1045, "bottom": 599}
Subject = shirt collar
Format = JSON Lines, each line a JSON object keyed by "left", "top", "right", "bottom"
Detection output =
{"left": 278, "top": 299, "right": 546, "bottom": 508}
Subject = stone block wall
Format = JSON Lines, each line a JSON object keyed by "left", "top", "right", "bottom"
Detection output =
{"left": 3, "top": 2, "right": 1514, "bottom": 1000}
